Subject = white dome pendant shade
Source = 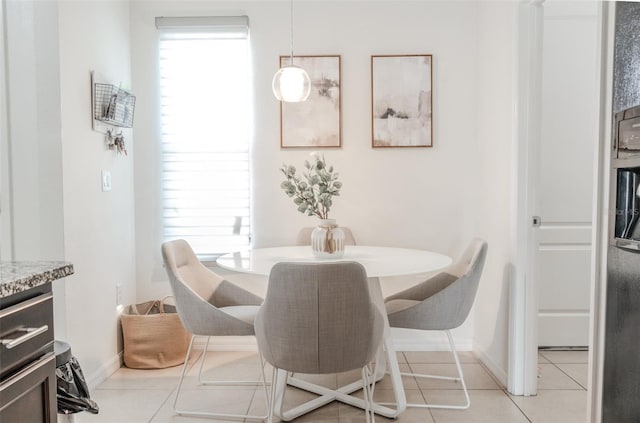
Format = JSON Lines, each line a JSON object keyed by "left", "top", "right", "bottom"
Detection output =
{"left": 272, "top": 0, "right": 310, "bottom": 102}
{"left": 272, "top": 65, "right": 311, "bottom": 102}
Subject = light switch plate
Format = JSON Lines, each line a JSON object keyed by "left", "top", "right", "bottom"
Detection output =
{"left": 116, "top": 284, "right": 123, "bottom": 306}
{"left": 102, "top": 170, "right": 112, "bottom": 192}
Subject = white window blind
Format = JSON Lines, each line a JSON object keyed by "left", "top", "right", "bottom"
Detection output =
{"left": 158, "top": 16, "right": 251, "bottom": 257}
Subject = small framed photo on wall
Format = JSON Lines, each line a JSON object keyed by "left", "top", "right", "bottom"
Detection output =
{"left": 280, "top": 55, "right": 341, "bottom": 148}
{"left": 371, "top": 54, "right": 433, "bottom": 148}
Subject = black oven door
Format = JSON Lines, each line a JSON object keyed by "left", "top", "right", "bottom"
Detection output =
{"left": 615, "top": 105, "right": 640, "bottom": 158}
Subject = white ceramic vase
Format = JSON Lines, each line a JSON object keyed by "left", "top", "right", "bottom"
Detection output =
{"left": 311, "top": 219, "right": 345, "bottom": 258}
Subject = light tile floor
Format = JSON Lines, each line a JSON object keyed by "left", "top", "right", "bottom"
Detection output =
{"left": 74, "top": 350, "right": 588, "bottom": 423}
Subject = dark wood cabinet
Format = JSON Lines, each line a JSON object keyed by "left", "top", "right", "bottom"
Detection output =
{"left": 0, "top": 352, "right": 57, "bottom": 422}
{"left": 0, "top": 284, "right": 57, "bottom": 422}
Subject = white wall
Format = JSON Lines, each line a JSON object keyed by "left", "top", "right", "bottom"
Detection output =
{"left": 1, "top": 0, "right": 134, "bottom": 387}
{"left": 2, "top": 0, "right": 521, "bottom": 387}
{"left": 3, "top": 0, "right": 65, "bottom": 262}
{"left": 473, "top": 1, "right": 517, "bottom": 386}
{"left": 131, "top": 0, "right": 482, "bottom": 349}
{"left": 58, "top": 0, "right": 136, "bottom": 386}
{"left": 2, "top": 0, "right": 70, "bottom": 340}
{"left": 0, "top": 0, "right": 11, "bottom": 260}
{"left": 0, "top": 0, "right": 526, "bottom": 389}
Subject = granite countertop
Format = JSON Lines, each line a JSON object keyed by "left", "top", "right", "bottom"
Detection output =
{"left": 0, "top": 261, "right": 74, "bottom": 298}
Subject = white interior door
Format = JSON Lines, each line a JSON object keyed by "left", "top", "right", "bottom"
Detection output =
{"left": 537, "top": 1, "right": 599, "bottom": 347}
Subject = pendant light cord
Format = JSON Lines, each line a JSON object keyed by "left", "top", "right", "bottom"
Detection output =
{"left": 290, "top": 0, "right": 294, "bottom": 64}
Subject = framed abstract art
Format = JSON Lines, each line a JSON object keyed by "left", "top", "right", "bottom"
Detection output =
{"left": 280, "top": 55, "right": 341, "bottom": 148}
{"left": 371, "top": 54, "right": 433, "bottom": 148}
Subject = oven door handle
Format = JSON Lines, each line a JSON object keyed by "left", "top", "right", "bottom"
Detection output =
{"left": 0, "top": 325, "right": 49, "bottom": 350}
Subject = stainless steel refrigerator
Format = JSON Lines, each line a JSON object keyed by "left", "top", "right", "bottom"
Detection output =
{"left": 603, "top": 3, "right": 640, "bottom": 421}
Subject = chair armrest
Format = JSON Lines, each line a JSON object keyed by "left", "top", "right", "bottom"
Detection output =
{"left": 384, "top": 272, "right": 458, "bottom": 303}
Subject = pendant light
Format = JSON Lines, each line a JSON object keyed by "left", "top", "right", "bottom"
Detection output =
{"left": 272, "top": 0, "right": 311, "bottom": 102}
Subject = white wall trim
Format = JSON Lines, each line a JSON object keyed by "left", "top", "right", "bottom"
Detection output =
{"left": 193, "top": 336, "right": 259, "bottom": 352}
{"left": 188, "top": 331, "right": 474, "bottom": 354}
{"left": 508, "top": 0, "right": 544, "bottom": 396}
{"left": 390, "top": 328, "right": 473, "bottom": 352}
{"left": 477, "top": 346, "right": 509, "bottom": 388}
{"left": 86, "top": 352, "right": 123, "bottom": 391}
{"left": 588, "top": 3, "right": 614, "bottom": 422}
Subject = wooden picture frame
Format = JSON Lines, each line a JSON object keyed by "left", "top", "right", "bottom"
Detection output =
{"left": 371, "top": 54, "right": 433, "bottom": 148}
{"left": 280, "top": 55, "right": 341, "bottom": 148}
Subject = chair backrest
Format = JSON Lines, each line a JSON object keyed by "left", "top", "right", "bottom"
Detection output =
{"left": 161, "top": 239, "right": 261, "bottom": 336}
{"left": 449, "top": 238, "right": 488, "bottom": 322}
{"left": 449, "top": 238, "right": 486, "bottom": 278}
{"left": 387, "top": 238, "right": 488, "bottom": 331}
{"left": 295, "top": 226, "right": 357, "bottom": 246}
{"left": 255, "top": 262, "right": 384, "bottom": 374}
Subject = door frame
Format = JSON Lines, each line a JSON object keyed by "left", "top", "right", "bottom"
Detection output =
{"left": 586, "top": 3, "right": 615, "bottom": 421}
{"left": 511, "top": 0, "right": 611, "bottom": 419}
{"left": 508, "top": 0, "right": 543, "bottom": 397}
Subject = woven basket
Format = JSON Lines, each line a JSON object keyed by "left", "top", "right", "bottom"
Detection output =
{"left": 121, "top": 296, "right": 191, "bottom": 369}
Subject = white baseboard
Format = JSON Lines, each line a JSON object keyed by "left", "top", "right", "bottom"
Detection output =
{"left": 189, "top": 330, "right": 475, "bottom": 353}
{"left": 390, "top": 328, "right": 472, "bottom": 352}
{"left": 192, "top": 336, "right": 259, "bottom": 351}
{"left": 86, "top": 341, "right": 255, "bottom": 390}
{"left": 92, "top": 335, "right": 501, "bottom": 391}
{"left": 86, "top": 352, "right": 123, "bottom": 390}
{"left": 190, "top": 331, "right": 475, "bottom": 353}
{"left": 390, "top": 330, "right": 508, "bottom": 388}
{"left": 476, "top": 348, "right": 508, "bottom": 388}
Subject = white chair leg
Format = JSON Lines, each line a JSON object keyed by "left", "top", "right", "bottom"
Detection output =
{"left": 173, "top": 335, "right": 269, "bottom": 421}
{"left": 196, "top": 336, "right": 210, "bottom": 384}
{"left": 173, "top": 335, "right": 196, "bottom": 413}
{"left": 197, "top": 336, "right": 266, "bottom": 387}
{"left": 266, "top": 367, "right": 277, "bottom": 423}
{"left": 273, "top": 369, "right": 289, "bottom": 420}
{"left": 380, "top": 330, "right": 471, "bottom": 410}
{"left": 275, "top": 368, "right": 347, "bottom": 421}
{"left": 362, "top": 363, "right": 376, "bottom": 423}
{"left": 409, "top": 330, "right": 470, "bottom": 410}
{"left": 446, "top": 330, "right": 471, "bottom": 409}
{"left": 258, "top": 351, "right": 271, "bottom": 418}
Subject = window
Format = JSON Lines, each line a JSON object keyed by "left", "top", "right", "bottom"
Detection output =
{"left": 157, "top": 17, "right": 251, "bottom": 257}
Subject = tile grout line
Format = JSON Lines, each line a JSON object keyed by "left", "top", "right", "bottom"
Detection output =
{"left": 146, "top": 386, "right": 176, "bottom": 423}
{"left": 411, "top": 352, "right": 528, "bottom": 423}
{"left": 95, "top": 350, "right": 588, "bottom": 422}
{"left": 509, "top": 351, "right": 588, "bottom": 423}
{"left": 477, "top": 359, "right": 505, "bottom": 389}
{"left": 545, "top": 352, "right": 589, "bottom": 390}
{"left": 244, "top": 387, "right": 259, "bottom": 423}
{"left": 149, "top": 349, "right": 203, "bottom": 423}
{"left": 502, "top": 387, "right": 534, "bottom": 423}
{"left": 545, "top": 361, "right": 588, "bottom": 391}
{"left": 413, "top": 382, "right": 438, "bottom": 423}
{"left": 146, "top": 348, "right": 214, "bottom": 423}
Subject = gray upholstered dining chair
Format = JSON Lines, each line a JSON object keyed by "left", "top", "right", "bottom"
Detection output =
{"left": 296, "top": 226, "right": 357, "bottom": 246}
{"left": 255, "top": 262, "right": 385, "bottom": 423}
{"left": 384, "top": 238, "right": 488, "bottom": 410}
{"left": 161, "top": 239, "right": 268, "bottom": 421}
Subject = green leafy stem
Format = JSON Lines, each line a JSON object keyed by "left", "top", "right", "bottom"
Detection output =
{"left": 280, "top": 155, "right": 342, "bottom": 220}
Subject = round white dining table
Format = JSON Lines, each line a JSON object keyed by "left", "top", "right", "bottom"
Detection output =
{"left": 216, "top": 245, "right": 452, "bottom": 278}
{"left": 216, "top": 245, "right": 452, "bottom": 420}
